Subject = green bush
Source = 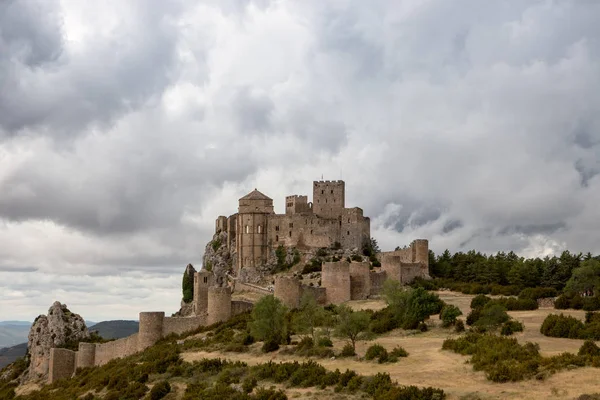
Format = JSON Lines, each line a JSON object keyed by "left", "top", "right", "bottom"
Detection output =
{"left": 365, "top": 344, "right": 388, "bottom": 361}
{"left": 455, "top": 319, "right": 465, "bottom": 332}
{"left": 579, "top": 340, "right": 600, "bottom": 357}
{"left": 471, "top": 294, "right": 492, "bottom": 310}
{"left": 390, "top": 346, "right": 409, "bottom": 358}
{"left": 149, "top": 380, "right": 171, "bottom": 400}
{"left": 339, "top": 343, "right": 356, "bottom": 357}
{"left": 440, "top": 305, "right": 463, "bottom": 327}
{"left": 518, "top": 287, "right": 557, "bottom": 300}
{"left": 501, "top": 320, "right": 524, "bottom": 336}
{"left": 317, "top": 337, "right": 333, "bottom": 347}
{"left": 540, "top": 313, "right": 600, "bottom": 340}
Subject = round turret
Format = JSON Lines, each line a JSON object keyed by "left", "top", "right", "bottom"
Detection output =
{"left": 207, "top": 287, "right": 232, "bottom": 325}
{"left": 138, "top": 312, "right": 164, "bottom": 351}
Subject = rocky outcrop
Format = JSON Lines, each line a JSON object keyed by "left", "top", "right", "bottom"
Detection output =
{"left": 202, "top": 231, "right": 233, "bottom": 287}
{"left": 26, "top": 302, "right": 89, "bottom": 381}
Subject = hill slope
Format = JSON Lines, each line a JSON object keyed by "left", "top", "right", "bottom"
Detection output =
{"left": 0, "top": 343, "right": 27, "bottom": 370}
{"left": 88, "top": 320, "right": 139, "bottom": 339}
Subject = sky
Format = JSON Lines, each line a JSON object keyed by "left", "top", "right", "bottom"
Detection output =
{"left": 1, "top": 0, "right": 600, "bottom": 322}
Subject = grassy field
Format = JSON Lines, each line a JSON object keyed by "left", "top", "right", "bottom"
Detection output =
{"left": 187, "top": 291, "right": 600, "bottom": 400}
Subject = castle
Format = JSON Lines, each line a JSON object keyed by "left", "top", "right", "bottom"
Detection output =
{"left": 215, "top": 180, "right": 371, "bottom": 275}
{"left": 46, "top": 180, "right": 430, "bottom": 384}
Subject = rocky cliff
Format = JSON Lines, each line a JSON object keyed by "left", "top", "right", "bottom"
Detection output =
{"left": 202, "top": 231, "right": 234, "bottom": 286}
{"left": 26, "top": 302, "right": 89, "bottom": 381}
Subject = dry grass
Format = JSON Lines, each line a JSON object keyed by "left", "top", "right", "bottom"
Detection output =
{"left": 183, "top": 291, "right": 600, "bottom": 400}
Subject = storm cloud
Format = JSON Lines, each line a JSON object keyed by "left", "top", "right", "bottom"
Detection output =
{"left": 1, "top": 0, "right": 600, "bottom": 321}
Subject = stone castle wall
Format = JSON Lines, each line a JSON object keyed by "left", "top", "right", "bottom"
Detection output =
{"left": 274, "top": 276, "right": 303, "bottom": 309}
{"left": 207, "top": 287, "right": 232, "bottom": 325}
{"left": 234, "top": 281, "right": 272, "bottom": 295}
{"left": 94, "top": 333, "right": 139, "bottom": 366}
{"left": 163, "top": 316, "right": 206, "bottom": 337}
{"left": 49, "top": 348, "right": 76, "bottom": 383}
{"left": 349, "top": 262, "right": 371, "bottom": 300}
{"left": 369, "top": 270, "right": 388, "bottom": 296}
{"left": 321, "top": 261, "right": 351, "bottom": 304}
{"left": 302, "top": 286, "right": 327, "bottom": 305}
{"left": 48, "top": 282, "right": 250, "bottom": 384}
{"left": 231, "top": 300, "right": 254, "bottom": 315}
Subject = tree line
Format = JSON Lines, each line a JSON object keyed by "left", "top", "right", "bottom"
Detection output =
{"left": 428, "top": 249, "right": 600, "bottom": 293}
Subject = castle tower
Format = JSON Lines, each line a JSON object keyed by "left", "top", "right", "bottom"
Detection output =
{"left": 412, "top": 239, "right": 429, "bottom": 267}
{"left": 193, "top": 270, "right": 214, "bottom": 315}
{"left": 236, "top": 189, "right": 274, "bottom": 274}
{"left": 137, "top": 312, "right": 164, "bottom": 351}
{"left": 321, "top": 261, "right": 351, "bottom": 304}
{"left": 312, "top": 180, "right": 345, "bottom": 218}
{"left": 285, "top": 195, "right": 312, "bottom": 215}
{"left": 207, "top": 286, "right": 232, "bottom": 325}
{"left": 77, "top": 342, "right": 96, "bottom": 369}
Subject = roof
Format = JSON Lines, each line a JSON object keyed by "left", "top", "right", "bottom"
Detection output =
{"left": 239, "top": 189, "right": 272, "bottom": 201}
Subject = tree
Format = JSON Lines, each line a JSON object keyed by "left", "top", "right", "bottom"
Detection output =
{"left": 566, "top": 259, "right": 600, "bottom": 296}
{"left": 334, "top": 305, "right": 371, "bottom": 352}
{"left": 381, "top": 280, "right": 444, "bottom": 329}
{"left": 363, "top": 237, "right": 381, "bottom": 257}
{"left": 292, "top": 292, "right": 327, "bottom": 342}
{"left": 250, "top": 295, "right": 288, "bottom": 351}
{"left": 182, "top": 264, "right": 195, "bottom": 303}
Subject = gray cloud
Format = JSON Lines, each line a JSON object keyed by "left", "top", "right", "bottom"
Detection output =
{"left": 2, "top": 0, "right": 600, "bottom": 320}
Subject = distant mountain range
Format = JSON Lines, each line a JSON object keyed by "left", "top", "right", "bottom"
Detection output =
{"left": 0, "top": 320, "right": 139, "bottom": 369}
{"left": 88, "top": 320, "right": 139, "bottom": 340}
{"left": 0, "top": 324, "right": 30, "bottom": 348}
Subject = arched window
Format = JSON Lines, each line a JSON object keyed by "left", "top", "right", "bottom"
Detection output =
{"left": 276, "top": 235, "right": 279, "bottom": 241}
{"left": 245, "top": 225, "right": 250, "bottom": 234}
{"left": 257, "top": 225, "right": 262, "bottom": 233}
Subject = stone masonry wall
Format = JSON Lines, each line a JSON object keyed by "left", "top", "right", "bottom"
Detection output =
{"left": 274, "top": 276, "right": 303, "bottom": 309}
{"left": 321, "top": 261, "right": 351, "bottom": 304}
{"left": 349, "top": 262, "right": 371, "bottom": 300}
{"left": 231, "top": 300, "right": 254, "bottom": 315}
{"left": 94, "top": 333, "right": 139, "bottom": 366}
{"left": 207, "top": 287, "right": 232, "bottom": 325}
{"left": 301, "top": 285, "right": 327, "bottom": 305}
{"left": 369, "top": 270, "right": 387, "bottom": 295}
{"left": 163, "top": 316, "right": 207, "bottom": 337}
{"left": 48, "top": 348, "right": 76, "bottom": 384}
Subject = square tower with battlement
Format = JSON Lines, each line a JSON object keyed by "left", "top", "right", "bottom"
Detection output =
{"left": 312, "top": 180, "right": 345, "bottom": 218}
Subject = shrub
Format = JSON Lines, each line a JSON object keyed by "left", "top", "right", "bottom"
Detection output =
{"left": 472, "top": 303, "right": 510, "bottom": 331}
{"left": 455, "top": 319, "right": 465, "bottom": 333}
{"left": 442, "top": 333, "right": 542, "bottom": 382}
{"left": 149, "top": 380, "right": 171, "bottom": 400}
{"left": 317, "top": 337, "right": 333, "bottom": 347}
{"left": 262, "top": 340, "right": 280, "bottom": 353}
{"left": 540, "top": 314, "right": 585, "bottom": 339}
{"left": 365, "top": 344, "right": 388, "bottom": 361}
{"left": 242, "top": 376, "right": 257, "bottom": 393}
{"left": 519, "top": 287, "right": 558, "bottom": 300}
{"left": 579, "top": 340, "right": 600, "bottom": 357}
{"left": 501, "top": 320, "right": 524, "bottom": 336}
{"left": 471, "top": 294, "right": 492, "bottom": 310}
{"left": 339, "top": 343, "right": 356, "bottom": 357}
{"left": 440, "top": 305, "right": 463, "bottom": 327}
{"left": 389, "top": 346, "right": 408, "bottom": 358}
